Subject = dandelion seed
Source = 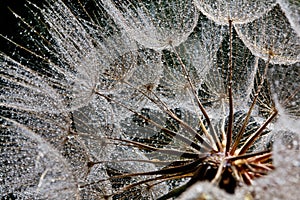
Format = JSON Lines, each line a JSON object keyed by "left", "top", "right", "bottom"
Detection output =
{"left": 101, "top": 0, "right": 199, "bottom": 50}
{"left": 194, "top": 0, "right": 277, "bottom": 25}
{"left": 235, "top": 4, "right": 300, "bottom": 65}
{"left": 0, "top": 119, "right": 79, "bottom": 199}
{"left": 277, "top": 0, "right": 300, "bottom": 36}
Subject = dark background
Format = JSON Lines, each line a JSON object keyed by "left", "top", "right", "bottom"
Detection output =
{"left": 0, "top": 1, "right": 28, "bottom": 41}
{"left": 0, "top": 0, "right": 44, "bottom": 51}
{"left": 0, "top": 1, "right": 25, "bottom": 35}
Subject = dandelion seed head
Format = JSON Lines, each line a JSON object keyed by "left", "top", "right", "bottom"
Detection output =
{"left": 1, "top": 0, "right": 299, "bottom": 199}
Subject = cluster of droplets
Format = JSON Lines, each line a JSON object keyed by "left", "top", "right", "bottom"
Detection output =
{"left": 0, "top": 0, "right": 299, "bottom": 199}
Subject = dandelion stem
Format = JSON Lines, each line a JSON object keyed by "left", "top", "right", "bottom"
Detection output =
{"left": 102, "top": 155, "right": 207, "bottom": 179}
{"left": 94, "top": 89, "right": 212, "bottom": 151}
{"left": 230, "top": 54, "right": 272, "bottom": 154}
{"left": 109, "top": 138, "right": 202, "bottom": 158}
{"left": 228, "top": 149, "right": 271, "bottom": 161}
{"left": 170, "top": 42, "right": 222, "bottom": 152}
{"left": 239, "top": 109, "right": 278, "bottom": 155}
{"left": 79, "top": 156, "right": 205, "bottom": 190}
{"left": 226, "top": 19, "right": 234, "bottom": 154}
{"left": 121, "top": 81, "right": 214, "bottom": 151}
{"left": 91, "top": 159, "right": 194, "bottom": 166}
